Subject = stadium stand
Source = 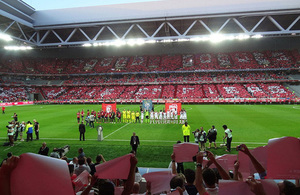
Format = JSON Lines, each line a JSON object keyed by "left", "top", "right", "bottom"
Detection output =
{"left": 0, "top": 49, "right": 299, "bottom": 103}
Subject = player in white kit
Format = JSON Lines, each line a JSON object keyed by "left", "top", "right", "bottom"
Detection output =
{"left": 163, "top": 110, "right": 167, "bottom": 124}
{"left": 166, "top": 110, "right": 170, "bottom": 124}
{"left": 158, "top": 110, "right": 163, "bottom": 124}
{"left": 141, "top": 110, "right": 144, "bottom": 124}
{"left": 154, "top": 111, "right": 158, "bottom": 124}
{"left": 150, "top": 111, "right": 154, "bottom": 124}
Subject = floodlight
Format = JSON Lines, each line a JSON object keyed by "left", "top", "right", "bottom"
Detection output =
{"left": 127, "top": 39, "right": 136, "bottom": 46}
{"left": 190, "top": 37, "right": 201, "bottom": 42}
{"left": 0, "top": 33, "right": 13, "bottom": 41}
{"left": 178, "top": 38, "right": 189, "bottom": 42}
{"left": 252, "top": 34, "right": 263, "bottom": 39}
{"left": 83, "top": 43, "right": 92, "bottom": 47}
{"left": 210, "top": 34, "right": 225, "bottom": 43}
{"left": 113, "top": 40, "right": 125, "bottom": 47}
{"left": 145, "top": 40, "right": 156, "bottom": 44}
{"left": 4, "top": 46, "right": 33, "bottom": 50}
{"left": 237, "top": 34, "right": 250, "bottom": 40}
{"left": 136, "top": 39, "right": 145, "bottom": 45}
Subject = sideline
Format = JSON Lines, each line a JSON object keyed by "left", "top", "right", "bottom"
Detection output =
{"left": 0, "top": 137, "right": 267, "bottom": 145}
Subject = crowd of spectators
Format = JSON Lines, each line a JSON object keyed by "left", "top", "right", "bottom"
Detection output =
{"left": 0, "top": 81, "right": 295, "bottom": 101}
{"left": 3, "top": 72, "right": 285, "bottom": 87}
{"left": 0, "top": 138, "right": 299, "bottom": 195}
{"left": 0, "top": 50, "right": 298, "bottom": 74}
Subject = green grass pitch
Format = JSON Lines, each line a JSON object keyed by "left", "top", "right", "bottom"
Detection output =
{"left": 0, "top": 104, "right": 299, "bottom": 168}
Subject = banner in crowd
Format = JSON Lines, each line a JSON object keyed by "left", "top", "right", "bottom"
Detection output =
{"left": 267, "top": 137, "right": 300, "bottom": 179}
{"left": 173, "top": 142, "right": 199, "bottom": 162}
{"left": 95, "top": 154, "right": 132, "bottom": 179}
{"left": 142, "top": 100, "right": 153, "bottom": 111}
{"left": 0, "top": 101, "right": 34, "bottom": 107}
{"left": 102, "top": 103, "right": 117, "bottom": 113}
{"left": 165, "top": 102, "right": 181, "bottom": 114}
{"left": 143, "top": 171, "right": 173, "bottom": 195}
{"left": 11, "top": 153, "right": 74, "bottom": 195}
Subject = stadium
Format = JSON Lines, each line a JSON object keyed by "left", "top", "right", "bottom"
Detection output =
{"left": 0, "top": 0, "right": 299, "bottom": 194}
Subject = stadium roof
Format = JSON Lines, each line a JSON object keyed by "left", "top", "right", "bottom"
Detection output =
{"left": 0, "top": 0, "right": 299, "bottom": 48}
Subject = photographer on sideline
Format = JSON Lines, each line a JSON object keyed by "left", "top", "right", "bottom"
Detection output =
{"left": 7, "top": 122, "right": 14, "bottom": 146}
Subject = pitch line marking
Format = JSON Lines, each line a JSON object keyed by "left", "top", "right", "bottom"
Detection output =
{"left": 0, "top": 137, "right": 267, "bottom": 145}
{"left": 103, "top": 123, "right": 130, "bottom": 139}
{"left": 3, "top": 142, "right": 21, "bottom": 151}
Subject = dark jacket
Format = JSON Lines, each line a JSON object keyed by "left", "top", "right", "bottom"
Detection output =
{"left": 79, "top": 124, "right": 86, "bottom": 133}
{"left": 130, "top": 136, "right": 140, "bottom": 146}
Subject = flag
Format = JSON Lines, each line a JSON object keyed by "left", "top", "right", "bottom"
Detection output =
{"left": 102, "top": 103, "right": 117, "bottom": 113}
{"left": 165, "top": 103, "right": 181, "bottom": 114}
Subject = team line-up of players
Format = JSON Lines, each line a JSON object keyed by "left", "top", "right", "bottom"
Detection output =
{"left": 76, "top": 109, "right": 188, "bottom": 125}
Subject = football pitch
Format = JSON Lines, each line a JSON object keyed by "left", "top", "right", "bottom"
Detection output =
{"left": 0, "top": 103, "right": 299, "bottom": 168}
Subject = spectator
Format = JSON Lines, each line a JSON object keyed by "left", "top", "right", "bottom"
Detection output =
{"left": 95, "top": 154, "right": 106, "bottom": 166}
{"left": 170, "top": 175, "right": 187, "bottom": 194}
{"left": 171, "top": 147, "right": 185, "bottom": 175}
{"left": 0, "top": 156, "right": 20, "bottom": 195}
{"left": 75, "top": 157, "right": 91, "bottom": 176}
{"left": 135, "top": 167, "right": 143, "bottom": 182}
{"left": 78, "top": 148, "right": 85, "bottom": 159}
{"left": 0, "top": 152, "right": 13, "bottom": 167}
{"left": 87, "top": 157, "right": 96, "bottom": 176}
{"left": 38, "top": 142, "right": 49, "bottom": 156}
{"left": 184, "top": 169, "right": 198, "bottom": 195}
{"left": 237, "top": 144, "right": 299, "bottom": 195}
{"left": 69, "top": 157, "right": 79, "bottom": 169}
{"left": 81, "top": 155, "right": 138, "bottom": 195}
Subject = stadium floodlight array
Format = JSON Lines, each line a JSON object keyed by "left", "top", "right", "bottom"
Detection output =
{"left": 0, "top": 32, "right": 13, "bottom": 41}
{"left": 82, "top": 34, "right": 262, "bottom": 47}
{"left": 4, "top": 46, "right": 33, "bottom": 50}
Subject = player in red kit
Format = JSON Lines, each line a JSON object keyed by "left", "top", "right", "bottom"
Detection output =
{"left": 87, "top": 109, "right": 90, "bottom": 116}
{"left": 101, "top": 110, "right": 105, "bottom": 123}
{"left": 77, "top": 111, "right": 80, "bottom": 124}
{"left": 104, "top": 111, "right": 109, "bottom": 123}
{"left": 81, "top": 109, "right": 84, "bottom": 121}
{"left": 117, "top": 110, "right": 121, "bottom": 123}
{"left": 97, "top": 110, "right": 101, "bottom": 123}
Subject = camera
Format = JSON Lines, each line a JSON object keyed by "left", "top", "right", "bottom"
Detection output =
{"left": 53, "top": 145, "right": 70, "bottom": 157}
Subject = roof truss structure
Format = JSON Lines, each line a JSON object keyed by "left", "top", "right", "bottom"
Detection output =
{"left": 0, "top": 11, "right": 300, "bottom": 48}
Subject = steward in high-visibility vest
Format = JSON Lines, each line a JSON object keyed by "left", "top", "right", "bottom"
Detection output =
{"left": 182, "top": 122, "right": 191, "bottom": 142}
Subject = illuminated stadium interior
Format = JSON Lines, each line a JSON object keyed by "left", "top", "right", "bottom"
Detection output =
{"left": 0, "top": 1, "right": 300, "bottom": 194}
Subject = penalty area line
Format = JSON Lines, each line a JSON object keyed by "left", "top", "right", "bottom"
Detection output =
{"left": 103, "top": 123, "right": 130, "bottom": 139}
